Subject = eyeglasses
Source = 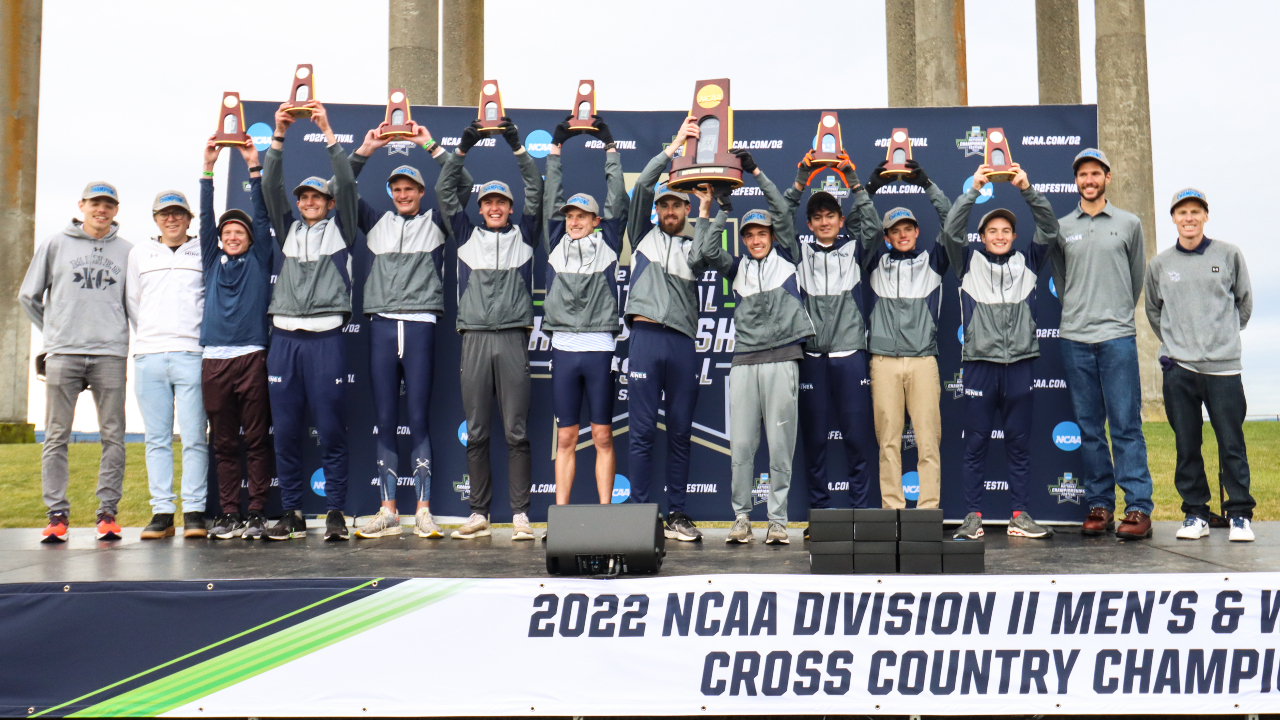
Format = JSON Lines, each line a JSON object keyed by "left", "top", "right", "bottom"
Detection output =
{"left": 156, "top": 209, "right": 190, "bottom": 219}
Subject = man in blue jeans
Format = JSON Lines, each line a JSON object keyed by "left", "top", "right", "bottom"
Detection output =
{"left": 1050, "top": 148, "right": 1154, "bottom": 539}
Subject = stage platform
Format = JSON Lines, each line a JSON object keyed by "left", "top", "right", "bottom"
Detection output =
{"left": 0, "top": 521, "right": 1274, "bottom": 583}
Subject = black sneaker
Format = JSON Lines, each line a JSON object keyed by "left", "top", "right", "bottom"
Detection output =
{"left": 211, "top": 513, "right": 245, "bottom": 539}
{"left": 266, "top": 510, "right": 307, "bottom": 541}
{"left": 140, "top": 513, "right": 175, "bottom": 540}
{"left": 243, "top": 511, "right": 267, "bottom": 540}
{"left": 324, "top": 510, "right": 349, "bottom": 541}
{"left": 664, "top": 512, "right": 703, "bottom": 542}
{"left": 183, "top": 511, "right": 208, "bottom": 538}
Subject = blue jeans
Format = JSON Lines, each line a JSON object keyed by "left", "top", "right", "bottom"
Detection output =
{"left": 1059, "top": 336, "right": 1153, "bottom": 515}
{"left": 134, "top": 351, "right": 208, "bottom": 513}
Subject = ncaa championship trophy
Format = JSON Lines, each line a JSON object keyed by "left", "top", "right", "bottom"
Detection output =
{"left": 213, "top": 92, "right": 250, "bottom": 146}
{"left": 378, "top": 89, "right": 414, "bottom": 138}
{"left": 283, "top": 64, "right": 316, "bottom": 117}
{"left": 568, "top": 80, "right": 597, "bottom": 132}
{"left": 667, "top": 78, "right": 743, "bottom": 192}
{"left": 812, "top": 111, "right": 845, "bottom": 165}
{"left": 984, "top": 127, "right": 1016, "bottom": 182}
{"left": 477, "top": 79, "right": 505, "bottom": 134}
{"left": 882, "top": 127, "right": 914, "bottom": 176}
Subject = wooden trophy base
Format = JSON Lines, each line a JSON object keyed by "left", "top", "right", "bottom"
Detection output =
{"left": 567, "top": 122, "right": 598, "bottom": 132}
{"left": 378, "top": 123, "right": 414, "bottom": 139}
{"left": 881, "top": 167, "right": 912, "bottom": 177}
{"left": 213, "top": 137, "right": 250, "bottom": 147}
{"left": 986, "top": 170, "right": 1016, "bottom": 183}
{"left": 284, "top": 104, "right": 313, "bottom": 118}
{"left": 666, "top": 164, "right": 744, "bottom": 193}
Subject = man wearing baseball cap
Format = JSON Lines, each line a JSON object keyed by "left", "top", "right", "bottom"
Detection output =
{"left": 620, "top": 117, "right": 737, "bottom": 542}
{"left": 343, "top": 121, "right": 472, "bottom": 540}
{"left": 540, "top": 114, "right": 625, "bottom": 516}
{"left": 859, "top": 159, "right": 953, "bottom": 511}
{"left": 20, "top": 181, "right": 133, "bottom": 542}
{"left": 691, "top": 153, "right": 815, "bottom": 545}
{"left": 1047, "top": 148, "right": 1155, "bottom": 539}
{"left": 435, "top": 113, "right": 543, "bottom": 541}
{"left": 782, "top": 151, "right": 879, "bottom": 524}
{"left": 941, "top": 161, "right": 1062, "bottom": 540}
{"left": 199, "top": 137, "right": 275, "bottom": 540}
{"left": 126, "top": 188, "right": 208, "bottom": 540}
{"left": 1145, "top": 188, "right": 1256, "bottom": 542}
{"left": 261, "top": 100, "right": 360, "bottom": 542}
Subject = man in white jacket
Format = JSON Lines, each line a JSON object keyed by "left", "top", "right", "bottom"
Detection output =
{"left": 126, "top": 191, "right": 208, "bottom": 539}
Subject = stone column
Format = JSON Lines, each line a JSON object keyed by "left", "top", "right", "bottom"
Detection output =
{"left": 914, "top": 0, "right": 968, "bottom": 106}
{"left": 886, "top": 0, "right": 918, "bottom": 107}
{"left": 440, "top": 0, "right": 483, "bottom": 108}
{"left": 389, "top": 0, "right": 439, "bottom": 105}
{"left": 1036, "top": 0, "right": 1082, "bottom": 104}
{"left": 0, "top": 0, "right": 39, "bottom": 442}
{"left": 1095, "top": 0, "right": 1162, "bottom": 420}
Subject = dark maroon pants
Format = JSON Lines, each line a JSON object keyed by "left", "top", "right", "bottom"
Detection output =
{"left": 202, "top": 351, "right": 273, "bottom": 514}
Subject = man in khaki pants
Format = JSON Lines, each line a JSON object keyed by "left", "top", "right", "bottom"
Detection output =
{"left": 859, "top": 159, "right": 952, "bottom": 509}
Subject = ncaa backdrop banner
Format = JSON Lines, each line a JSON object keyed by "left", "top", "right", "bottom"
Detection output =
{"left": 10, "top": 573, "right": 1280, "bottom": 716}
{"left": 220, "top": 101, "right": 1095, "bottom": 524}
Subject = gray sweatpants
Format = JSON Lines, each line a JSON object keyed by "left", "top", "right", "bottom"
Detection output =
{"left": 729, "top": 361, "right": 799, "bottom": 523}
{"left": 42, "top": 354, "right": 128, "bottom": 519}
{"left": 461, "top": 329, "right": 531, "bottom": 516}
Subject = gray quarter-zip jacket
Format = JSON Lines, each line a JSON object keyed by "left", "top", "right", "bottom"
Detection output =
{"left": 942, "top": 185, "right": 1060, "bottom": 363}
{"left": 19, "top": 219, "right": 133, "bottom": 357}
{"left": 1051, "top": 200, "right": 1146, "bottom": 344}
{"left": 541, "top": 150, "right": 628, "bottom": 334}
{"left": 349, "top": 149, "right": 473, "bottom": 316}
{"left": 1144, "top": 237, "right": 1252, "bottom": 374}
{"left": 263, "top": 142, "right": 360, "bottom": 319}
{"left": 860, "top": 184, "right": 953, "bottom": 357}
{"left": 436, "top": 148, "right": 544, "bottom": 332}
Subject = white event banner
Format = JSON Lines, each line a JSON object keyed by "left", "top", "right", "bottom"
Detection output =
{"left": 168, "top": 573, "right": 1280, "bottom": 716}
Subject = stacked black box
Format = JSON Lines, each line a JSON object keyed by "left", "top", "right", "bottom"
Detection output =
{"left": 942, "top": 538, "right": 985, "bottom": 573}
{"left": 853, "top": 508, "right": 898, "bottom": 573}
{"left": 809, "top": 509, "right": 854, "bottom": 574}
{"left": 897, "top": 509, "right": 943, "bottom": 573}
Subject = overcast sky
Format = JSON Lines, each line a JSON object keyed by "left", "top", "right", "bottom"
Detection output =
{"left": 30, "top": 0, "right": 1280, "bottom": 430}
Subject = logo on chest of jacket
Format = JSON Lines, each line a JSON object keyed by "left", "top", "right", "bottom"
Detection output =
{"left": 1168, "top": 271, "right": 1181, "bottom": 282}
{"left": 1212, "top": 266, "right": 1220, "bottom": 273}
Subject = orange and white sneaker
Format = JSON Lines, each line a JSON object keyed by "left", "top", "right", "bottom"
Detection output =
{"left": 95, "top": 513, "right": 122, "bottom": 541}
{"left": 41, "top": 514, "right": 69, "bottom": 543}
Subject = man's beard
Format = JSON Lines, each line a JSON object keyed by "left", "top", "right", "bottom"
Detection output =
{"left": 1078, "top": 184, "right": 1105, "bottom": 203}
{"left": 658, "top": 216, "right": 686, "bottom": 235}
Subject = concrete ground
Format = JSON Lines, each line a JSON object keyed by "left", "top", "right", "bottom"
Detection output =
{"left": 0, "top": 521, "right": 1274, "bottom": 584}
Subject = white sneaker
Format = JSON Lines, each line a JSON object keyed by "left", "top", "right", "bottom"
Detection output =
{"left": 511, "top": 512, "right": 535, "bottom": 541}
{"left": 451, "top": 513, "right": 491, "bottom": 539}
{"left": 354, "top": 507, "right": 401, "bottom": 538}
{"left": 413, "top": 508, "right": 443, "bottom": 538}
{"left": 1229, "top": 517, "right": 1255, "bottom": 542}
{"left": 1175, "top": 516, "right": 1210, "bottom": 540}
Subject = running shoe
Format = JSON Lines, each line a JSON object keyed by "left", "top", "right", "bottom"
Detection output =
{"left": 324, "top": 510, "right": 349, "bottom": 541}
{"left": 665, "top": 512, "right": 703, "bottom": 542}
{"left": 726, "top": 514, "right": 753, "bottom": 543}
{"left": 765, "top": 521, "right": 790, "bottom": 545}
{"left": 512, "top": 513, "right": 535, "bottom": 541}
{"left": 355, "top": 507, "right": 401, "bottom": 538}
{"left": 266, "top": 510, "right": 307, "bottom": 541}
{"left": 451, "top": 513, "right": 491, "bottom": 539}
{"left": 96, "top": 513, "right": 123, "bottom": 541}
{"left": 1008, "top": 512, "right": 1054, "bottom": 538}
{"left": 414, "top": 508, "right": 443, "bottom": 538}
{"left": 242, "top": 511, "right": 266, "bottom": 540}
{"left": 953, "top": 512, "right": 984, "bottom": 540}
{"left": 211, "top": 513, "right": 245, "bottom": 539}
{"left": 41, "top": 513, "right": 69, "bottom": 544}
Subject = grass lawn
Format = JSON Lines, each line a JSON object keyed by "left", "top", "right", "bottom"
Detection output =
{"left": 0, "top": 422, "right": 1275, "bottom": 527}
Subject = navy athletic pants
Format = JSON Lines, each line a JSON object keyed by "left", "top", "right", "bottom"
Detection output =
{"left": 799, "top": 351, "right": 876, "bottom": 510}
{"left": 962, "top": 358, "right": 1034, "bottom": 514}
{"left": 268, "top": 327, "right": 349, "bottom": 512}
{"left": 369, "top": 316, "right": 434, "bottom": 505}
{"left": 627, "top": 322, "right": 698, "bottom": 515}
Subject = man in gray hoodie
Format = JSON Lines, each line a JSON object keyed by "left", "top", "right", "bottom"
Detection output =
{"left": 20, "top": 182, "right": 133, "bottom": 543}
{"left": 1145, "top": 188, "right": 1255, "bottom": 542}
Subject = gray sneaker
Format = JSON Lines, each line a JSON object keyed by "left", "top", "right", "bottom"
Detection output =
{"left": 954, "top": 512, "right": 984, "bottom": 539}
{"left": 727, "top": 514, "right": 754, "bottom": 543}
{"left": 512, "top": 512, "right": 535, "bottom": 541}
{"left": 355, "top": 507, "right": 402, "bottom": 538}
{"left": 451, "top": 513, "right": 491, "bottom": 539}
{"left": 1008, "top": 512, "right": 1054, "bottom": 538}
{"left": 765, "top": 521, "right": 790, "bottom": 545}
{"left": 413, "top": 508, "right": 443, "bottom": 538}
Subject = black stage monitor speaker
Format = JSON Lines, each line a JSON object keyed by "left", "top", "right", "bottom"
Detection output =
{"left": 546, "top": 504, "right": 666, "bottom": 576}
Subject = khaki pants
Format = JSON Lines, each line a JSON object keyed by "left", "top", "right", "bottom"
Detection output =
{"left": 870, "top": 355, "right": 941, "bottom": 509}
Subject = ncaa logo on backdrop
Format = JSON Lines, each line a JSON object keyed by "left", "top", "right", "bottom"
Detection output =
{"left": 1050, "top": 276, "right": 1057, "bottom": 298}
{"left": 1052, "top": 421, "right": 1081, "bottom": 451}
{"left": 248, "top": 122, "right": 274, "bottom": 151}
{"left": 457, "top": 421, "right": 468, "bottom": 446}
{"left": 310, "top": 468, "right": 326, "bottom": 496}
{"left": 962, "top": 175, "right": 995, "bottom": 204}
{"left": 525, "top": 129, "right": 553, "bottom": 158}
{"left": 611, "top": 475, "right": 631, "bottom": 504}
{"left": 902, "top": 471, "right": 920, "bottom": 502}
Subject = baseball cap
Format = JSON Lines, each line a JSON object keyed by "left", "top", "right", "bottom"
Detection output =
{"left": 152, "top": 190, "right": 191, "bottom": 215}
{"left": 1072, "top": 148, "right": 1111, "bottom": 172}
{"left": 558, "top": 193, "right": 600, "bottom": 216}
{"left": 978, "top": 208, "right": 1018, "bottom": 233}
{"left": 477, "top": 180, "right": 514, "bottom": 203}
{"left": 292, "top": 176, "right": 332, "bottom": 198}
{"left": 1169, "top": 187, "right": 1208, "bottom": 214}
{"left": 388, "top": 165, "right": 425, "bottom": 189}
{"left": 881, "top": 207, "right": 918, "bottom": 229}
{"left": 806, "top": 191, "right": 843, "bottom": 216}
{"left": 654, "top": 182, "right": 690, "bottom": 204}
{"left": 216, "top": 209, "right": 254, "bottom": 240}
{"left": 741, "top": 209, "right": 773, "bottom": 232}
{"left": 82, "top": 181, "right": 119, "bottom": 203}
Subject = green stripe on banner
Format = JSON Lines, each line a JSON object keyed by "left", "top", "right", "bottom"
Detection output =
{"left": 69, "top": 579, "right": 470, "bottom": 718}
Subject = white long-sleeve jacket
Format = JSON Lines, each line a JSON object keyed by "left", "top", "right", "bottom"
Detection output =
{"left": 126, "top": 237, "right": 204, "bottom": 355}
